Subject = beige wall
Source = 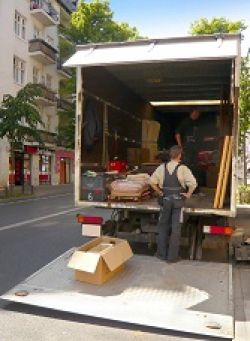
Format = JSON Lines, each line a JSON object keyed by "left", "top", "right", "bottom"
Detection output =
{"left": 0, "top": 0, "right": 69, "bottom": 186}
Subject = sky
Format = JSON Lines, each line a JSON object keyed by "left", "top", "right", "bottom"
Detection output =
{"left": 109, "top": 0, "right": 250, "bottom": 55}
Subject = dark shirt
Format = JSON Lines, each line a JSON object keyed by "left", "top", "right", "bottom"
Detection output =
{"left": 175, "top": 117, "right": 200, "bottom": 143}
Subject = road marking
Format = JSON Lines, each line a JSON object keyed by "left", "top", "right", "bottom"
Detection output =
{"left": 0, "top": 193, "right": 72, "bottom": 206}
{"left": 0, "top": 207, "right": 80, "bottom": 232}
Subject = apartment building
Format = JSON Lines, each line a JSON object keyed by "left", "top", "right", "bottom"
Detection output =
{"left": 0, "top": 0, "right": 76, "bottom": 188}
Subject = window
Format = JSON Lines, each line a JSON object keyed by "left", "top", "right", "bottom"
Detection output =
{"left": 13, "top": 56, "right": 26, "bottom": 85}
{"left": 47, "top": 114, "right": 52, "bottom": 132}
{"left": 14, "top": 11, "right": 26, "bottom": 39}
{"left": 33, "top": 26, "right": 41, "bottom": 39}
{"left": 20, "top": 61, "right": 25, "bottom": 84}
{"left": 33, "top": 66, "right": 40, "bottom": 84}
{"left": 41, "top": 75, "right": 46, "bottom": 86}
{"left": 46, "top": 35, "right": 54, "bottom": 46}
{"left": 46, "top": 74, "right": 52, "bottom": 89}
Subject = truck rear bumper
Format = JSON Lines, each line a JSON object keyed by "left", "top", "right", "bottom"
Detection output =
{"left": 75, "top": 199, "right": 236, "bottom": 217}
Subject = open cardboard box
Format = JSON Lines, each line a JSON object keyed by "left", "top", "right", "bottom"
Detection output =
{"left": 68, "top": 236, "right": 133, "bottom": 285}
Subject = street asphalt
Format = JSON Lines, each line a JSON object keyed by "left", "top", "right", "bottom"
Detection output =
{"left": 0, "top": 191, "right": 248, "bottom": 341}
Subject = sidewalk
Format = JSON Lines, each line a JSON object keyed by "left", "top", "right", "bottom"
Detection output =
{"left": 33, "top": 183, "right": 73, "bottom": 197}
{"left": 234, "top": 206, "right": 250, "bottom": 340}
{"left": 234, "top": 265, "right": 250, "bottom": 341}
{"left": 0, "top": 183, "right": 73, "bottom": 202}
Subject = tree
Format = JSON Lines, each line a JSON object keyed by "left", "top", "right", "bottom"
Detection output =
{"left": 190, "top": 17, "right": 249, "bottom": 183}
{"left": 57, "top": 106, "right": 75, "bottom": 149}
{"left": 190, "top": 17, "right": 247, "bottom": 35}
{"left": 0, "top": 83, "right": 44, "bottom": 190}
{"left": 239, "top": 54, "right": 250, "bottom": 184}
{"left": 58, "top": 0, "right": 141, "bottom": 149}
{"left": 65, "top": 0, "right": 140, "bottom": 44}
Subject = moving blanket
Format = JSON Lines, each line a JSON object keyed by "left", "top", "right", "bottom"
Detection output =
{"left": 111, "top": 179, "right": 149, "bottom": 195}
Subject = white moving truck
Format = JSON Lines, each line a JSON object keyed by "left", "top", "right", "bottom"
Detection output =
{"left": 2, "top": 34, "right": 241, "bottom": 339}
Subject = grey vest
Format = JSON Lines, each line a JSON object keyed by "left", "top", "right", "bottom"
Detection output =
{"left": 163, "top": 163, "right": 182, "bottom": 198}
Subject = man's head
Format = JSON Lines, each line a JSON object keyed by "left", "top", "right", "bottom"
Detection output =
{"left": 190, "top": 107, "right": 200, "bottom": 120}
{"left": 169, "top": 145, "right": 182, "bottom": 161}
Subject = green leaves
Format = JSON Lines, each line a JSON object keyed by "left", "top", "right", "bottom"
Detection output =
{"left": 190, "top": 17, "right": 247, "bottom": 35}
{"left": 239, "top": 54, "right": 250, "bottom": 146}
{"left": 57, "top": 106, "right": 75, "bottom": 149}
{"left": 0, "top": 83, "right": 44, "bottom": 145}
{"left": 65, "top": 0, "right": 140, "bottom": 44}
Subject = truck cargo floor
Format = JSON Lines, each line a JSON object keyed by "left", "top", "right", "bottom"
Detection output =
{"left": 1, "top": 251, "right": 233, "bottom": 339}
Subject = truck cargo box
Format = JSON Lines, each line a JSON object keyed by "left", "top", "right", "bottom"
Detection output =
{"left": 64, "top": 34, "right": 241, "bottom": 218}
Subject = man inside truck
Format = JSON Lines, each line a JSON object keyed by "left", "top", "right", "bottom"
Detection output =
{"left": 150, "top": 145, "right": 197, "bottom": 262}
{"left": 175, "top": 108, "right": 201, "bottom": 186}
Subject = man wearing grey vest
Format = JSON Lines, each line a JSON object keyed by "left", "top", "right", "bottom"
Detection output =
{"left": 150, "top": 145, "right": 197, "bottom": 262}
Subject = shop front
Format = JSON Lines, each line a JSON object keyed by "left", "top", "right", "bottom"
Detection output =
{"left": 56, "top": 149, "right": 74, "bottom": 184}
{"left": 39, "top": 153, "right": 52, "bottom": 185}
{"left": 8, "top": 145, "right": 38, "bottom": 186}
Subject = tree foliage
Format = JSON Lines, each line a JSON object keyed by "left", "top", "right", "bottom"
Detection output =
{"left": 239, "top": 54, "right": 250, "bottom": 141}
{"left": 57, "top": 107, "right": 75, "bottom": 149}
{"left": 0, "top": 83, "right": 44, "bottom": 145}
{"left": 190, "top": 17, "right": 247, "bottom": 35}
{"left": 0, "top": 83, "right": 44, "bottom": 186}
{"left": 66, "top": 0, "right": 140, "bottom": 44}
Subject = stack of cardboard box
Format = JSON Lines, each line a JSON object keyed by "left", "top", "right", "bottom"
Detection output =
{"left": 142, "top": 120, "right": 160, "bottom": 162}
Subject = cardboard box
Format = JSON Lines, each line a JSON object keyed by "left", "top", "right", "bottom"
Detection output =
{"left": 140, "top": 148, "right": 150, "bottom": 163}
{"left": 82, "top": 224, "right": 101, "bottom": 237}
{"left": 68, "top": 236, "right": 133, "bottom": 285}
{"left": 127, "top": 148, "right": 150, "bottom": 165}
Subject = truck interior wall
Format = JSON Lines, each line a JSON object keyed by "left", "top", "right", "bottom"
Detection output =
{"left": 81, "top": 67, "right": 154, "bottom": 165}
{"left": 79, "top": 64, "right": 234, "bottom": 211}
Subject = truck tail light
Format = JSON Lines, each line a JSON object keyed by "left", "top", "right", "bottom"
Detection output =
{"left": 203, "top": 226, "right": 234, "bottom": 235}
{"left": 76, "top": 214, "right": 103, "bottom": 225}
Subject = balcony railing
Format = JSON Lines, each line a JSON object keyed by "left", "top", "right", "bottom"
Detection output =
{"left": 57, "top": 58, "right": 72, "bottom": 78}
{"left": 57, "top": 97, "right": 73, "bottom": 111}
{"left": 36, "top": 84, "right": 57, "bottom": 106}
{"left": 30, "top": 0, "right": 59, "bottom": 26}
{"left": 38, "top": 130, "right": 57, "bottom": 145}
{"left": 29, "top": 39, "right": 57, "bottom": 64}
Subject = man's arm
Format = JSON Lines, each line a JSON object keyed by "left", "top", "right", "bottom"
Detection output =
{"left": 180, "top": 166, "right": 197, "bottom": 199}
{"left": 150, "top": 165, "right": 164, "bottom": 196}
{"left": 150, "top": 183, "right": 163, "bottom": 196}
{"left": 175, "top": 133, "right": 182, "bottom": 147}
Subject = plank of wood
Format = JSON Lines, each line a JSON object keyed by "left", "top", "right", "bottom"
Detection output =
{"left": 218, "top": 136, "right": 233, "bottom": 209}
{"left": 213, "top": 136, "right": 230, "bottom": 209}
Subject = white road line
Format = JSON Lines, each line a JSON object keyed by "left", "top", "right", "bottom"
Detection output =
{"left": 0, "top": 207, "right": 80, "bottom": 232}
{"left": 0, "top": 193, "right": 72, "bottom": 206}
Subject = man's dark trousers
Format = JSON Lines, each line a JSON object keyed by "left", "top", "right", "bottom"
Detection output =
{"left": 157, "top": 197, "right": 182, "bottom": 261}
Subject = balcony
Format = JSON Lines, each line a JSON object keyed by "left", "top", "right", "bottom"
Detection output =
{"left": 36, "top": 84, "right": 57, "bottom": 106}
{"left": 29, "top": 39, "right": 57, "bottom": 65}
{"left": 30, "top": 0, "right": 59, "bottom": 26}
{"left": 57, "top": 59, "right": 72, "bottom": 79}
{"left": 39, "top": 130, "right": 57, "bottom": 145}
{"left": 57, "top": 97, "right": 73, "bottom": 112}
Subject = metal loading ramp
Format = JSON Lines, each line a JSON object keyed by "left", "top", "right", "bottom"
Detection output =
{"left": 1, "top": 251, "right": 233, "bottom": 339}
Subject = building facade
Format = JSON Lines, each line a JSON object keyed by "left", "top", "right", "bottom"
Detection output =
{"left": 0, "top": 0, "right": 75, "bottom": 187}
